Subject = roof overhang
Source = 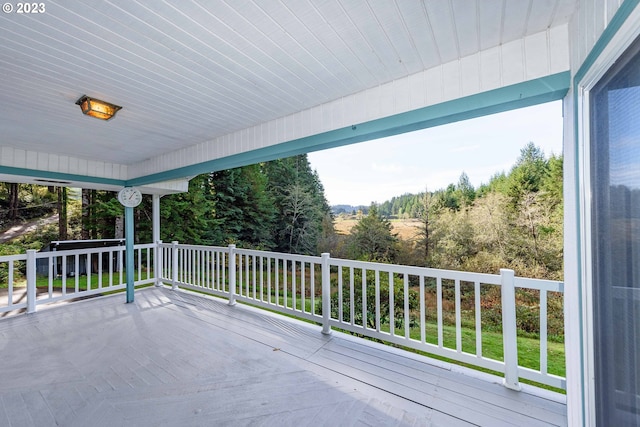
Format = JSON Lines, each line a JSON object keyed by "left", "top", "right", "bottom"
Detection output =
{"left": 0, "top": 1, "right": 577, "bottom": 193}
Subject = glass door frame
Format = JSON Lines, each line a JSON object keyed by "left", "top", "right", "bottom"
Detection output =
{"left": 574, "top": 7, "right": 640, "bottom": 425}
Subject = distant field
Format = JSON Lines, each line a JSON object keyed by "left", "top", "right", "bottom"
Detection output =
{"left": 334, "top": 217, "right": 421, "bottom": 241}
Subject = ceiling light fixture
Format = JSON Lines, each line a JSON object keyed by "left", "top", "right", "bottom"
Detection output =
{"left": 75, "top": 95, "right": 122, "bottom": 121}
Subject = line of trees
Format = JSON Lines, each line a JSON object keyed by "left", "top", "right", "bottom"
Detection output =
{"left": 1, "top": 143, "right": 562, "bottom": 280}
{"left": 342, "top": 142, "right": 563, "bottom": 280}
{"left": 0, "top": 154, "right": 333, "bottom": 256}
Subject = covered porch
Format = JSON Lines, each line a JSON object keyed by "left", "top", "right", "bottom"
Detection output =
{"left": 0, "top": 285, "right": 566, "bottom": 426}
{"left": 3, "top": 1, "right": 640, "bottom": 425}
{"left": 0, "top": 241, "right": 567, "bottom": 425}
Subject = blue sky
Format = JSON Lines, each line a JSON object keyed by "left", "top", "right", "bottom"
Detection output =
{"left": 308, "top": 101, "right": 564, "bottom": 206}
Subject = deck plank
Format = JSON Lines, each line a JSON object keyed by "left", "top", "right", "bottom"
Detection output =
{"left": 0, "top": 287, "right": 567, "bottom": 426}
{"left": 314, "top": 337, "right": 566, "bottom": 425}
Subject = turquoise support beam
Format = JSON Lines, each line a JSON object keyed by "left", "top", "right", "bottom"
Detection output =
{"left": 0, "top": 165, "right": 125, "bottom": 187}
{"left": 128, "top": 72, "right": 570, "bottom": 187}
{"left": 125, "top": 206, "right": 135, "bottom": 303}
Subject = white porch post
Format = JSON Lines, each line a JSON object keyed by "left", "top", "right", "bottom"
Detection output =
{"left": 26, "top": 249, "right": 36, "bottom": 314}
{"left": 152, "top": 194, "right": 161, "bottom": 244}
{"left": 501, "top": 268, "right": 521, "bottom": 390}
{"left": 152, "top": 194, "right": 162, "bottom": 286}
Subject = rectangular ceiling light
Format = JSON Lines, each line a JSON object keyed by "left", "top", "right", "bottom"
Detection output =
{"left": 75, "top": 95, "right": 122, "bottom": 121}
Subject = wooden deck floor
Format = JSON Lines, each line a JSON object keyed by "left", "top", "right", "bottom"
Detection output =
{"left": 0, "top": 287, "right": 567, "bottom": 426}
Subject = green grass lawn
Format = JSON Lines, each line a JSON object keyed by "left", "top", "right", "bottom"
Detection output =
{"left": 5, "top": 270, "right": 152, "bottom": 292}
{"left": 238, "top": 291, "right": 566, "bottom": 389}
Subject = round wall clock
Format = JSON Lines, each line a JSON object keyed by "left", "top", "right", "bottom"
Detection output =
{"left": 117, "top": 187, "right": 142, "bottom": 208}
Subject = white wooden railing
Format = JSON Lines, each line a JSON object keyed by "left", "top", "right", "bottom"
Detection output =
{"left": 1, "top": 241, "right": 565, "bottom": 391}
{"left": 157, "top": 242, "right": 566, "bottom": 391}
{"left": 0, "top": 243, "right": 155, "bottom": 314}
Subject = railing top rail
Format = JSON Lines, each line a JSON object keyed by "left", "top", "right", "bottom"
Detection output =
{"left": 32, "top": 244, "right": 154, "bottom": 259}
{"left": 49, "top": 239, "right": 125, "bottom": 244}
{"left": 0, "top": 253, "right": 28, "bottom": 262}
{"left": 233, "top": 247, "right": 322, "bottom": 263}
{"left": 166, "top": 243, "right": 229, "bottom": 251}
{"left": 134, "top": 243, "right": 156, "bottom": 249}
{"left": 515, "top": 277, "right": 564, "bottom": 293}
{"left": 328, "top": 257, "right": 504, "bottom": 285}
{"left": 2, "top": 245, "right": 141, "bottom": 262}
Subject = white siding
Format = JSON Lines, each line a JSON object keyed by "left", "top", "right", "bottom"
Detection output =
{"left": 0, "top": 146, "right": 128, "bottom": 180}
{"left": 569, "top": 0, "right": 624, "bottom": 75}
{"left": 131, "top": 26, "right": 570, "bottom": 179}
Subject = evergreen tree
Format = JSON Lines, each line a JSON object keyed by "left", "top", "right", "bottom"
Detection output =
{"left": 264, "top": 155, "right": 331, "bottom": 254}
{"left": 455, "top": 172, "right": 476, "bottom": 207}
{"left": 415, "top": 189, "right": 436, "bottom": 266}
{"left": 159, "top": 174, "right": 217, "bottom": 244}
{"left": 209, "top": 165, "right": 276, "bottom": 248}
{"left": 506, "top": 142, "right": 548, "bottom": 207}
{"left": 348, "top": 204, "right": 398, "bottom": 262}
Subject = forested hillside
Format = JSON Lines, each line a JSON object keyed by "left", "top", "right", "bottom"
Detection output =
{"left": 137, "top": 154, "right": 333, "bottom": 255}
{"left": 0, "top": 155, "right": 332, "bottom": 256}
{"left": 338, "top": 142, "right": 563, "bottom": 280}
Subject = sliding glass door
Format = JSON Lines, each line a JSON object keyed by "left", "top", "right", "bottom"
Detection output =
{"left": 590, "top": 35, "right": 640, "bottom": 426}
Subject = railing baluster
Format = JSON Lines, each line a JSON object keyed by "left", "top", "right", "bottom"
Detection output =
{"left": 283, "top": 259, "right": 288, "bottom": 308}
{"left": 118, "top": 250, "right": 123, "bottom": 286}
{"left": 375, "top": 270, "right": 380, "bottom": 332}
{"left": 362, "top": 269, "right": 367, "bottom": 329}
{"left": 252, "top": 255, "right": 257, "bottom": 300}
{"left": 420, "top": 275, "right": 425, "bottom": 344}
{"left": 275, "top": 258, "right": 280, "bottom": 306}
{"left": 311, "top": 262, "right": 315, "bottom": 315}
{"left": 338, "top": 266, "right": 343, "bottom": 322}
{"left": 292, "top": 260, "right": 297, "bottom": 311}
{"left": 48, "top": 255, "right": 53, "bottom": 297}
{"left": 137, "top": 247, "right": 142, "bottom": 282}
{"left": 75, "top": 254, "right": 80, "bottom": 293}
{"left": 62, "top": 255, "right": 67, "bottom": 295}
{"left": 349, "top": 267, "right": 354, "bottom": 326}
{"left": 540, "top": 290, "right": 548, "bottom": 375}
{"left": 245, "top": 254, "right": 249, "bottom": 297}
{"left": 455, "top": 279, "right": 462, "bottom": 352}
{"left": 389, "top": 271, "right": 394, "bottom": 337}
{"left": 475, "top": 281, "right": 482, "bottom": 358}
{"left": 87, "top": 251, "right": 92, "bottom": 291}
{"left": 98, "top": 251, "right": 102, "bottom": 289}
{"left": 260, "top": 256, "right": 265, "bottom": 302}
{"left": 300, "top": 261, "right": 307, "bottom": 313}
{"left": 267, "top": 256, "right": 272, "bottom": 304}
{"left": 404, "top": 274, "right": 409, "bottom": 339}
{"left": 437, "top": 276, "right": 443, "bottom": 348}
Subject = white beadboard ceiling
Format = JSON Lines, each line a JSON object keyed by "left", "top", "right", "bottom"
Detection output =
{"left": 0, "top": 0, "right": 577, "bottom": 186}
